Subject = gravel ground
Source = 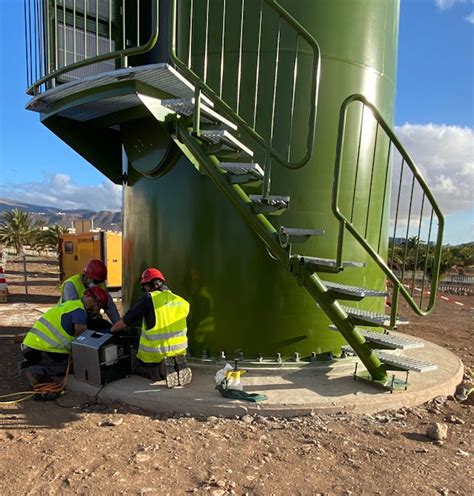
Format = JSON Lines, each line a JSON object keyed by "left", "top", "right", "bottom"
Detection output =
{"left": 0, "top": 258, "right": 472, "bottom": 496}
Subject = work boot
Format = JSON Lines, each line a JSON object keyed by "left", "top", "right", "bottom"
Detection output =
{"left": 25, "top": 370, "right": 40, "bottom": 388}
{"left": 164, "top": 357, "right": 179, "bottom": 389}
{"left": 175, "top": 354, "right": 192, "bottom": 387}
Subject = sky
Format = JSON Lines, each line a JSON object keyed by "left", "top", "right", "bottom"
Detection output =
{"left": 0, "top": 0, "right": 473, "bottom": 244}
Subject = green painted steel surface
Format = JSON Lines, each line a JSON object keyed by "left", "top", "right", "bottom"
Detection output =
{"left": 123, "top": 0, "right": 400, "bottom": 359}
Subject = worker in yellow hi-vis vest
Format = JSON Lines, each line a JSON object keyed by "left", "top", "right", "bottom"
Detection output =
{"left": 111, "top": 268, "right": 191, "bottom": 388}
{"left": 61, "top": 259, "right": 120, "bottom": 329}
{"left": 20, "top": 286, "right": 109, "bottom": 395}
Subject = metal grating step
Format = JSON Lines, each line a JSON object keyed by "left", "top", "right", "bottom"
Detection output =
{"left": 200, "top": 129, "right": 253, "bottom": 157}
{"left": 323, "top": 281, "right": 387, "bottom": 299}
{"left": 298, "top": 256, "right": 366, "bottom": 269}
{"left": 375, "top": 351, "right": 437, "bottom": 373}
{"left": 363, "top": 330, "right": 424, "bottom": 350}
{"left": 329, "top": 326, "right": 424, "bottom": 350}
{"left": 339, "top": 346, "right": 437, "bottom": 373}
{"left": 160, "top": 98, "right": 238, "bottom": 131}
{"left": 279, "top": 227, "right": 324, "bottom": 246}
{"left": 339, "top": 305, "right": 409, "bottom": 327}
{"left": 220, "top": 162, "right": 264, "bottom": 184}
{"left": 249, "top": 195, "right": 290, "bottom": 215}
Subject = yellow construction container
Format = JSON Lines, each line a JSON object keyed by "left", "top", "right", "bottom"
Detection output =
{"left": 59, "top": 231, "right": 122, "bottom": 289}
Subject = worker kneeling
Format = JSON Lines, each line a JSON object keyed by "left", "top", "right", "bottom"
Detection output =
{"left": 111, "top": 268, "right": 192, "bottom": 388}
{"left": 21, "top": 287, "right": 108, "bottom": 397}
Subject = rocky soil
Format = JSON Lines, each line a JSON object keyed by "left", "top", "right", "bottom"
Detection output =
{"left": 0, "top": 258, "right": 472, "bottom": 495}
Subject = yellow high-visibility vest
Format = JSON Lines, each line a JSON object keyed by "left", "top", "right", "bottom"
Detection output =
{"left": 23, "top": 300, "right": 85, "bottom": 354}
{"left": 137, "top": 290, "right": 190, "bottom": 363}
{"left": 60, "top": 274, "right": 107, "bottom": 303}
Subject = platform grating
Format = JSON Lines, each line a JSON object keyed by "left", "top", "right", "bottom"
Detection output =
{"left": 339, "top": 305, "right": 409, "bottom": 327}
{"left": 375, "top": 351, "right": 437, "bottom": 373}
{"left": 323, "top": 281, "right": 387, "bottom": 298}
{"left": 220, "top": 162, "right": 264, "bottom": 179}
{"left": 329, "top": 326, "right": 424, "bottom": 350}
{"left": 299, "top": 256, "right": 366, "bottom": 268}
{"left": 200, "top": 129, "right": 253, "bottom": 157}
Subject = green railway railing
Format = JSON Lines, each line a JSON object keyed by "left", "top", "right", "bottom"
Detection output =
{"left": 25, "top": 0, "right": 160, "bottom": 96}
{"left": 333, "top": 94, "right": 445, "bottom": 321}
{"left": 169, "top": 0, "right": 321, "bottom": 192}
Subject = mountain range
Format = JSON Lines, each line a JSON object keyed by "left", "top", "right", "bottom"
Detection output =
{"left": 0, "top": 198, "right": 121, "bottom": 231}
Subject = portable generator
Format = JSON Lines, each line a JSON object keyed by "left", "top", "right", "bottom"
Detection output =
{"left": 72, "top": 330, "right": 137, "bottom": 386}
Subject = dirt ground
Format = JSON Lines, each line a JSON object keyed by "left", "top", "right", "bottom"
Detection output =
{"left": 0, "top": 258, "right": 472, "bottom": 496}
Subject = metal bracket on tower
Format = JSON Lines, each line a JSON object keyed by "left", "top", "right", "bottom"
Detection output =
{"left": 289, "top": 255, "right": 305, "bottom": 286}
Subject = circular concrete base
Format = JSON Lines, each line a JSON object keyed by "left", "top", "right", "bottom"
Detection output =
{"left": 68, "top": 334, "right": 464, "bottom": 417}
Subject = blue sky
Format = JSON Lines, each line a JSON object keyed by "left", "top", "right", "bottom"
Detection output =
{"left": 0, "top": 0, "right": 472, "bottom": 244}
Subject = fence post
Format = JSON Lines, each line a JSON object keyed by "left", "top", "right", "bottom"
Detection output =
{"left": 22, "top": 252, "right": 29, "bottom": 296}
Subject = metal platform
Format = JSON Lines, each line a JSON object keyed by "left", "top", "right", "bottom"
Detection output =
{"left": 26, "top": 63, "right": 200, "bottom": 120}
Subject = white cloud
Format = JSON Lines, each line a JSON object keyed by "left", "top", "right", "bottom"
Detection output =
{"left": 435, "top": 0, "right": 466, "bottom": 10}
{"left": 394, "top": 123, "right": 474, "bottom": 215}
{"left": 0, "top": 174, "right": 122, "bottom": 212}
{"left": 466, "top": 11, "right": 474, "bottom": 22}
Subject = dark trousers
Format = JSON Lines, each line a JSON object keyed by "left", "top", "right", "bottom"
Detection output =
{"left": 134, "top": 358, "right": 164, "bottom": 381}
{"left": 22, "top": 347, "right": 69, "bottom": 384}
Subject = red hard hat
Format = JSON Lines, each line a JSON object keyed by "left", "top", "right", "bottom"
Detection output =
{"left": 84, "top": 286, "right": 108, "bottom": 309}
{"left": 140, "top": 268, "right": 165, "bottom": 284}
{"left": 83, "top": 259, "right": 107, "bottom": 281}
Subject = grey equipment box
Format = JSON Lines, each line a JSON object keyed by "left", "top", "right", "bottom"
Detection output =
{"left": 72, "top": 330, "right": 132, "bottom": 386}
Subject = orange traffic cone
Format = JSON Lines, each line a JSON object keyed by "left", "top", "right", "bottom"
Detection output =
{"left": 0, "top": 266, "right": 8, "bottom": 303}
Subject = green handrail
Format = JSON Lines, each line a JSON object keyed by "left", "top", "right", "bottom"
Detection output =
{"left": 169, "top": 0, "right": 321, "bottom": 170}
{"left": 333, "top": 94, "right": 445, "bottom": 317}
{"left": 26, "top": 0, "right": 160, "bottom": 96}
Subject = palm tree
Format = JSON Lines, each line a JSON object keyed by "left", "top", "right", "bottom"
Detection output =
{"left": 33, "top": 224, "right": 70, "bottom": 253}
{"left": 0, "top": 209, "right": 36, "bottom": 255}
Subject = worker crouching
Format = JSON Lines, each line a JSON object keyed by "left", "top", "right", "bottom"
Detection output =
{"left": 20, "top": 286, "right": 109, "bottom": 397}
{"left": 60, "top": 258, "right": 120, "bottom": 330}
{"left": 111, "top": 268, "right": 192, "bottom": 388}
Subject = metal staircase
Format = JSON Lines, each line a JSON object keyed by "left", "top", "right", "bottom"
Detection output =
{"left": 23, "top": 0, "right": 445, "bottom": 389}
{"left": 159, "top": 0, "right": 443, "bottom": 388}
{"left": 168, "top": 110, "right": 439, "bottom": 387}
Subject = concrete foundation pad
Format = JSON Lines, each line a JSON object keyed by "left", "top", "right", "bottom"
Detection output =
{"left": 68, "top": 334, "right": 464, "bottom": 417}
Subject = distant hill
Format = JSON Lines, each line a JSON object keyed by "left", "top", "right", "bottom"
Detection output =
{"left": 0, "top": 198, "right": 121, "bottom": 231}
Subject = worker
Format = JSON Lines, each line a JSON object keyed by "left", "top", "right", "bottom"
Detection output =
{"left": 20, "top": 286, "right": 109, "bottom": 394}
{"left": 111, "top": 267, "right": 192, "bottom": 388}
{"left": 61, "top": 258, "right": 120, "bottom": 327}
